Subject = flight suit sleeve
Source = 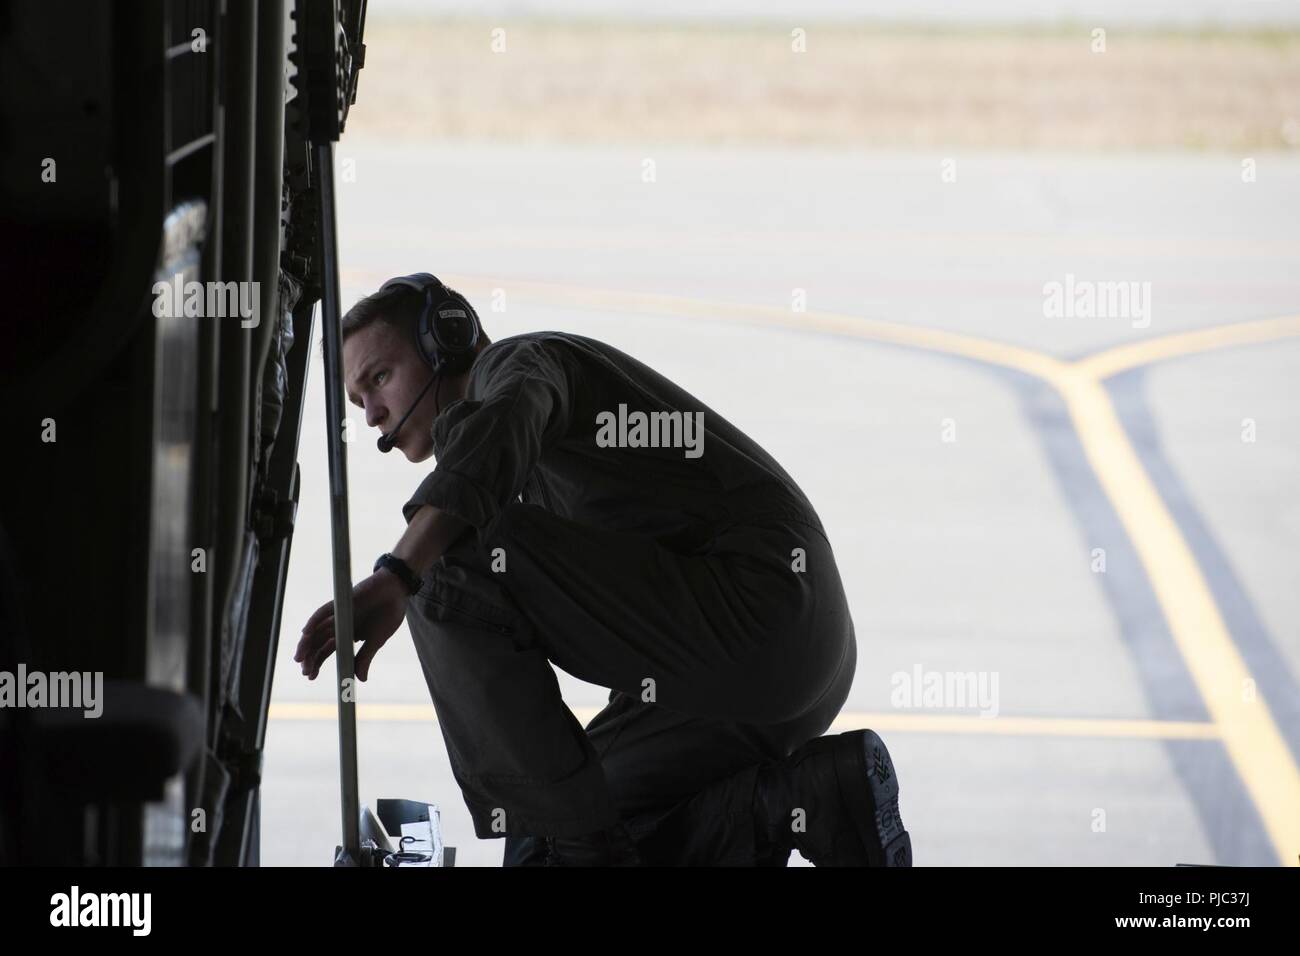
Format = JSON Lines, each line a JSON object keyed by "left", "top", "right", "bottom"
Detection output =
{"left": 401, "top": 338, "right": 576, "bottom": 529}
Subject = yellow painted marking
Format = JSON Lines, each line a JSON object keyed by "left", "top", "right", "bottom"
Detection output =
{"left": 327, "top": 272, "right": 1300, "bottom": 864}
{"left": 1077, "top": 314, "right": 1300, "bottom": 381}
{"left": 827, "top": 713, "right": 1221, "bottom": 740}
{"left": 270, "top": 701, "right": 1218, "bottom": 740}
{"left": 424, "top": 273, "right": 1070, "bottom": 381}
{"left": 1055, "top": 368, "right": 1300, "bottom": 864}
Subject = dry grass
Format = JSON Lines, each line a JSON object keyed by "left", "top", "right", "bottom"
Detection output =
{"left": 346, "top": 18, "right": 1300, "bottom": 151}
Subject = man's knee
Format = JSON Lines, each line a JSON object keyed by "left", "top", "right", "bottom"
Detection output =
{"left": 410, "top": 525, "right": 536, "bottom": 651}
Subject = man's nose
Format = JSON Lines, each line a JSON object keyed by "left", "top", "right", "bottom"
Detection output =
{"left": 364, "top": 401, "right": 387, "bottom": 430}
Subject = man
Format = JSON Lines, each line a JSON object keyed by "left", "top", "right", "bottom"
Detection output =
{"left": 293, "top": 273, "right": 913, "bottom": 867}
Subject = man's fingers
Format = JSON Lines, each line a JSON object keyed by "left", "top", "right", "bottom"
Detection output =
{"left": 299, "top": 601, "right": 335, "bottom": 642}
{"left": 304, "top": 600, "right": 335, "bottom": 632}
{"left": 355, "top": 634, "right": 390, "bottom": 682}
{"left": 296, "top": 618, "right": 332, "bottom": 672}
{"left": 296, "top": 600, "right": 337, "bottom": 663}
{"left": 306, "top": 637, "right": 336, "bottom": 680}
{"left": 299, "top": 578, "right": 403, "bottom": 679}
{"left": 304, "top": 618, "right": 336, "bottom": 678}
{"left": 294, "top": 629, "right": 318, "bottom": 665}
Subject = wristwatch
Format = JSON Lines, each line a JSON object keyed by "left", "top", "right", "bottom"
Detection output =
{"left": 373, "top": 552, "right": 423, "bottom": 595}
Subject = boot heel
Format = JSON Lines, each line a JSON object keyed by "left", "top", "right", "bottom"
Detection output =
{"left": 833, "top": 729, "right": 911, "bottom": 867}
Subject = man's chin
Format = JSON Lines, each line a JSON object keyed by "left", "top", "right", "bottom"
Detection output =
{"left": 401, "top": 442, "right": 435, "bottom": 463}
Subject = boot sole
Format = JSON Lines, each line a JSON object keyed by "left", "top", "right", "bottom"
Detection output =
{"left": 832, "top": 729, "right": 913, "bottom": 866}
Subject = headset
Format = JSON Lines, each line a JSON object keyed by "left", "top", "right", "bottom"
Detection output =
{"left": 372, "top": 273, "right": 481, "bottom": 453}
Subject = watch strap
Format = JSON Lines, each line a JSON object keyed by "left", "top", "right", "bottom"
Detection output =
{"left": 373, "top": 552, "right": 423, "bottom": 595}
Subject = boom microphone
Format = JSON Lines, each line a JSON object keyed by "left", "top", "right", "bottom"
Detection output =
{"left": 377, "top": 364, "right": 444, "bottom": 453}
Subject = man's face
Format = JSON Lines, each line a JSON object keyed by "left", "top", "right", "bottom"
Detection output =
{"left": 344, "top": 320, "right": 436, "bottom": 462}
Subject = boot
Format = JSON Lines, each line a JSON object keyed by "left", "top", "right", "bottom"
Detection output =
{"left": 754, "top": 729, "right": 912, "bottom": 867}
{"left": 542, "top": 821, "right": 644, "bottom": 866}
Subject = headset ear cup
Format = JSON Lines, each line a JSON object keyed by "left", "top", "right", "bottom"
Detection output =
{"left": 376, "top": 273, "right": 476, "bottom": 371}
{"left": 415, "top": 292, "right": 439, "bottom": 369}
{"left": 430, "top": 292, "right": 481, "bottom": 373}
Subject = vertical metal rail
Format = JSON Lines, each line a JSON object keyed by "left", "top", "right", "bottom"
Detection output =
{"left": 314, "top": 139, "right": 361, "bottom": 863}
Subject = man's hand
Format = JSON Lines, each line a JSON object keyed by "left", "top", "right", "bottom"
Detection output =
{"left": 294, "top": 570, "right": 409, "bottom": 682}
{"left": 293, "top": 505, "right": 468, "bottom": 682}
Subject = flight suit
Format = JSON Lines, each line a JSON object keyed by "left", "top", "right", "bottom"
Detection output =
{"left": 400, "top": 332, "right": 857, "bottom": 865}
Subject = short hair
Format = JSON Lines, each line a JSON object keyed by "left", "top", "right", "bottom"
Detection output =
{"left": 340, "top": 282, "right": 424, "bottom": 346}
{"left": 334, "top": 279, "right": 488, "bottom": 362}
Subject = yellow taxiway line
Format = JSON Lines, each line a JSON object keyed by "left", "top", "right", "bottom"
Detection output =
{"left": 270, "top": 701, "right": 1219, "bottom": 741}
{"left": 1077, "top": 314, "right": 1300, "bottom": 381}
